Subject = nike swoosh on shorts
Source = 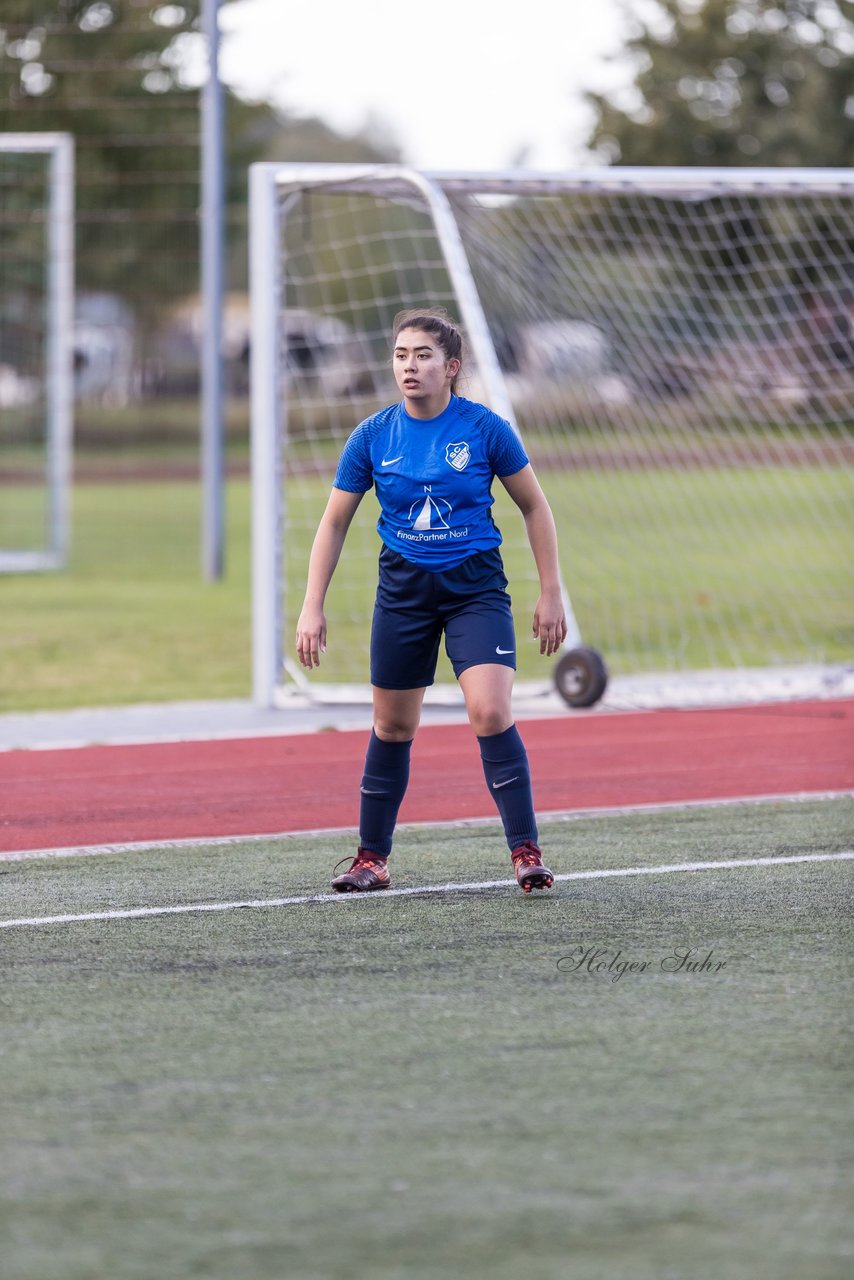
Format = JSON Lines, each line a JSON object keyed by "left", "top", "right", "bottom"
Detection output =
{"left": 495, "top": 646, "right": 514, "bottom": 654}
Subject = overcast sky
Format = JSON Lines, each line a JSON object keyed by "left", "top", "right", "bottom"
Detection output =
{"left": 219, "top": 0, "right": 635, "bottom": 169}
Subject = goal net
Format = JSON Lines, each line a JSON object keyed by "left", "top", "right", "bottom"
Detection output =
{"left": 0, "top": 133, "right": 73, "bottom": 572}
{"left": 249, "top": 164, "right": 854, "bottom": 709}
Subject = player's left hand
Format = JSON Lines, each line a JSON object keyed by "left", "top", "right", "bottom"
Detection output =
{"left": 532, "top": 591, "right": 568, "bottom": 657}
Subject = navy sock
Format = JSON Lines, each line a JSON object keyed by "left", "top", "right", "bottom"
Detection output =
{"left": 359, "top": 730, "right": 413, "bottom": 857}
{"left": 477, "top": 724, "right": 538, "bottom": 851}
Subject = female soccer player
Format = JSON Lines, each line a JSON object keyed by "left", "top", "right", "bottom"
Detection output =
{"left": 295, "top": 308, "right": 567, "bottom": 893}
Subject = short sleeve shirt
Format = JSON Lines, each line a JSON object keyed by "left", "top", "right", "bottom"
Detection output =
{"left": 333, "top": 396, "right": 528, "bottom": 570}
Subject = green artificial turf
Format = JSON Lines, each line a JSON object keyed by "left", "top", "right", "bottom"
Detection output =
{"left": 2, "top": 797, "right": 852, "bottom": 1280}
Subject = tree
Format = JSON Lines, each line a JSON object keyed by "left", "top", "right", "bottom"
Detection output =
{"left": 0, "top": 3, "right": 398, "bottom": 320}
{"left": 586, "top": 0, "right": 854, "bottom": 166}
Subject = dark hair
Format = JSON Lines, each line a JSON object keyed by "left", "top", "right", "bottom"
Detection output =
{"left": 392, "top": 306, "right": 465, "bottom": 394}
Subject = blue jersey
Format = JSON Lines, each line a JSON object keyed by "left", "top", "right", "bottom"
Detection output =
{"left": 333, "top": 396, "right": 529, "bottom": 570}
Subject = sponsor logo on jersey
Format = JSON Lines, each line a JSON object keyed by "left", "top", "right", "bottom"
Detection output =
{"left": 408, "top": 486, "right": 453, "bottom": 531}
{"left": 445, "top": 441, "right": 471, "bottom": 471}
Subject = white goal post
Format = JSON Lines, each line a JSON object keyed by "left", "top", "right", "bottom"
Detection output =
{"left": 249, "top": 163, "right": 854, "bottom": 710}
{"left": 0, "top": 133, "right": 74, "bottom": 572}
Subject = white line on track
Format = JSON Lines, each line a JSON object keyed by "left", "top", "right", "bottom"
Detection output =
{"left": 2, "top": 789, "right": 852, "bottom": 863}
{"left": 1, "top": 851, "right": 851, "bottom": 931}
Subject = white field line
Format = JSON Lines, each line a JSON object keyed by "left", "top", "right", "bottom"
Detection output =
{"left": 1, "top": 851, "right": 852, "bottom": 932}
{"left": 1, "top": 788, "right": 852, "bottom": 864}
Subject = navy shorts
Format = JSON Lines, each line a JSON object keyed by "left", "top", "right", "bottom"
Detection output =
{"left": 370, "top": 545, "right": 516, "bottom": 689}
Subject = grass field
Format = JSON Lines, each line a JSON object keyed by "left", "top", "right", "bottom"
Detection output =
{"left": 316, "top": 461, "right": 854, "bottom": 677}
{"left": 1, "top": 461, "right": 852, "bottom": 712}
{"left": 2, "top": 796, "right": 852, "bottom": 1280}
{"left": 0, "top": 482, "right": 251, "bottom": 712}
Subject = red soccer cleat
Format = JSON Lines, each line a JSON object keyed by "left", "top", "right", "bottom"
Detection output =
{"left": 331, "top": 848, "right": 391, "bottom": 893}
{"left": 511, "top": 841, "right": 554, "bottom": 893}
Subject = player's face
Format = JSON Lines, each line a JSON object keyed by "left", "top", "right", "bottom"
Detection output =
{"left": 393, "top": 328, "right": 459, "bottom": 416}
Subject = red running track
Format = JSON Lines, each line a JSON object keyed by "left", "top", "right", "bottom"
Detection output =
{"left": 1, "top": 701, "right": 852, "bottom": 855}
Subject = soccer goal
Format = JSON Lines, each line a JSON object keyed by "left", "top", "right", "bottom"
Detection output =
{"left": 249, "top": 164, "right": 854, "bottom": 710}
{"left": 0, "top": 133, "right": 74, "bottom": 572}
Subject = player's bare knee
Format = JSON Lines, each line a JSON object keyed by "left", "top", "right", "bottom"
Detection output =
{"left": 373, "top": 716, "right": 419, "bottom": 742}
{"left": 466, "top": 703, "right": 511, "bottom": 738}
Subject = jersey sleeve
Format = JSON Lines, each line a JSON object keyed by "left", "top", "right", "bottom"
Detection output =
{"left": 333, "top": 421, "right": 374, "bottom": 493}
{"left": 484, "top": 412, "right": 529, "bottom": 477}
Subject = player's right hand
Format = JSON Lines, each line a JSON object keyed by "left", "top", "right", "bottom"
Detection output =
{"left": 295, "top": 605, "right": 327, "bottom": 668}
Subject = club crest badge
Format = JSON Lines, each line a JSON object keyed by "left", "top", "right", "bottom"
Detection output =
{"left": 445, "top": 441, "right": 471, "bottom": 472}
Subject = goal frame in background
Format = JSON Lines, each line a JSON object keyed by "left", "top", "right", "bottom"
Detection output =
{"left": 250, "top": 162, "right": 603, "bottom": 709}
{"left": 0, "top": 133, "right": 74, "bottom": 573}
{"left": 248, "top": 163, "right": 854, "bottom": 711}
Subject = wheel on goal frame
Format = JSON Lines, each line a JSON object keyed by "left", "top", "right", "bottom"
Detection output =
{"left": 554, "top": 646, "right": 608, "bottom": 709}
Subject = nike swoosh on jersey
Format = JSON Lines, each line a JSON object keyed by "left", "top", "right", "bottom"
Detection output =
{"left": 381, "top": 455, "right": 404, "bottom": 466}
{"left": 495, "top": 646, "right": 515, "bottom": 655}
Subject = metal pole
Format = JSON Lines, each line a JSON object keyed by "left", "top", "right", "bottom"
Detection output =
{"left": 201, "top": 0, "right": 225, "bottom": 580}
{"left": 249, "top": 165, "right": 283, "bottom": 707}
{"left": 48, "top": 134, "right": 74, "bottom": 570}
{"left": 0, "top": 134, "right": 74, "bottom": 573}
